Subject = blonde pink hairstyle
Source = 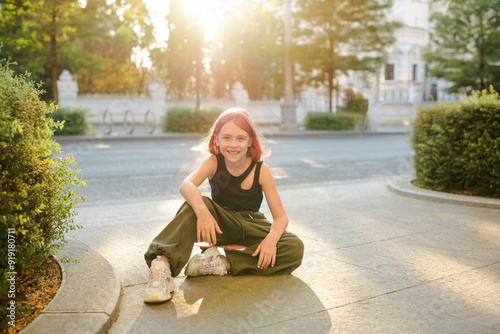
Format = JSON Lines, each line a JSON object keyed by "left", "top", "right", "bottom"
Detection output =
{"left": 205, "top": 107, "right": 266, "bottom": 161}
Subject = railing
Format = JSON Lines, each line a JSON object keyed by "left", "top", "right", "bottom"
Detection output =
{"left": 382, "top": 90, "right": 412, "bottom": 104}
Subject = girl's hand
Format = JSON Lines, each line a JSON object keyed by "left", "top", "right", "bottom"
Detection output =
{"left": 197, "top": 210, "right": 222, "bottom": 245}
{"left": 252, "top": 236, "right": 277, "bottom": 270}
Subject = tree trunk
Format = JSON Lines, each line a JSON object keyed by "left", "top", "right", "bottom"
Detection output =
{"left": 327, "top": 32, "right": 335, "bottom": 113}
{"left": 195, "top": 59, "right": 201, "bottom": 110}
{"left": 194, "top": 46, "right": 201, "bottom": 110}
{"left": 328, "top": 69, "right": 334, "bottom": 113}
{"left": 50, "top": 8, "right": 59, "bottom": 104}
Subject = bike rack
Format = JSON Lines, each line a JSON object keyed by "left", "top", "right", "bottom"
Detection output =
{"left": 144, "top": 109, "right": 156, "bottom": 134}
{"left": 101, "top": 109, "right": 157, "bottom": 135}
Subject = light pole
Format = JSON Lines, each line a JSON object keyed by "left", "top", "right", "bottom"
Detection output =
{"left": 281, "top": 0, "right": 298, "bottom": 131}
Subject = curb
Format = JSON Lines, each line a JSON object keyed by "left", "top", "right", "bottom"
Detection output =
{"left": 52, "top": 129, "right": 409, "bottom": 144}
{"left": 387, "top": 175, "right": 500, "bottom": 210}
{"left": 21, "top": 239, "right": 122, "bottom": 334}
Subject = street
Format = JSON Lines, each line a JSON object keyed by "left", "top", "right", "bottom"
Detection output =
{"left": 60, "top": 134, "right": 413, "bottom": 203}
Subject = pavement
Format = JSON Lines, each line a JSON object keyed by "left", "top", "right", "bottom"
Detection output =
{"left": 22, "top": 129, "right": 500, "bottom": 334}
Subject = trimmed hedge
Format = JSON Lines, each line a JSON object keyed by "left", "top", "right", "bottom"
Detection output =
{"left": 0, "top": 63, "right": 86, "bottom": 298}
{"left": 49, "top": 107, "right": 91, "bottom": 136}
{"left": 305, "top": 112, "right": 362, "bottom": 131}
{"left": 163, "top": 106, "right": 223, "bottom": 133}
{"left": 411, "top": 88, "right": 500, "bottom": 198}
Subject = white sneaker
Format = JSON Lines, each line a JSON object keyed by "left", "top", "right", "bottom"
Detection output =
{"left": 185, "top": 247, "right": 228, "bottom": 276}
{"left": 144, "top": 256, "right": 175, "bottom": 303}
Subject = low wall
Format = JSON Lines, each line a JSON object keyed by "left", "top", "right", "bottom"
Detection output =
{"left": 63, "top": 95, "right": 307, "bottom": 127}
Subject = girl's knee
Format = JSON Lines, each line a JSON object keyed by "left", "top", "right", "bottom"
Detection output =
{"left": 293, "top": 237, "right": 304, "bottom": 259}
{"left": 282, "top": 235, "right": 304, "bottom": 261}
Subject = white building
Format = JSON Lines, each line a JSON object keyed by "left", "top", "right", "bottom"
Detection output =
{"left": 300, "top": 0, "right": 456, "bottom": 130}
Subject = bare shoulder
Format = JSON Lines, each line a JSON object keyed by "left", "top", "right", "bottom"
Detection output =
{"left": 201, "top": 154, "right": 218, "bottom": 178}
{"left": 259, "top": 162, "right": 276, "bottom": 186}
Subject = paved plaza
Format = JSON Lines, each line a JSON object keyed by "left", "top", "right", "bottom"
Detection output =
{"left": 23, "top": 173, "right": 500, "bottom": 333}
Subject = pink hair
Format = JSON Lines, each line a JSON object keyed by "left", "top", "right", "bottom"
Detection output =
{"left": 206, "top": 107, "right": 266, "bottom": 161}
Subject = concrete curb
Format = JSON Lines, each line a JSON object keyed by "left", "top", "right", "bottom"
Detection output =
{"left": 21, "top": 239, "right": 122, "bottom": 334}
{"left": 387, "top": 175, "right": 500, "bottom": 210}
{"left": 52, "top": 129, "right": 409, "bottom": 144}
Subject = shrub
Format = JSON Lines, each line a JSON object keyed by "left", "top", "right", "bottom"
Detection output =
{"left": 343, "top": 90, "right": 368, "bottom": 113}
{"left": 0, "top": 63, "right": 86, "bottom": 298}
{"left": 163, "top": 106, "right": 223, "bottom": 133}
{"left": 350, "top": 94, "right": 369, "bottom": 113}
{"left": 49, "top": 107, "right": 91, "bottom": 136}
{"left": 411, "top": 87, "right": 500, "bottom": 198}
{"left": 305, "top": 112, "right": 361, "bottom": 130}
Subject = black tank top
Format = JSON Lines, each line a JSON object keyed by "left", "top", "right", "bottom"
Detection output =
{"left": 209, "top": 154, "right": 263, "bottom": 212}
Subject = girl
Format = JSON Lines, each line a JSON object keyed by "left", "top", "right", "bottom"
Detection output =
{"left": 144, "top": 107, "right": 304, "bottom": 303}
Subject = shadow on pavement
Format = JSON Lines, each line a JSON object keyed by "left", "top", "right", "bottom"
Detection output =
{"left": 127, "top": 274, "right": 331, "bottom": 333}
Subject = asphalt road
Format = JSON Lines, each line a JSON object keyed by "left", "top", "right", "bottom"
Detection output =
{"left": 60, "top": 134, "right": 413, "bottom": 203}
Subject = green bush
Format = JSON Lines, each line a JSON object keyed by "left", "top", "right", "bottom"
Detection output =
{"left": 411, "top": 87, "right": 500, "bottom": 198}
{"left": 350, "top": 94, "right": 369, "bottom": 113}
{"left": 343, "top": 89, "right": 368, "bottom": 113}
{"left": 163, "top": 106, "right": 223, "bottom": 133}
{"left": 305, "top": 112, "right": 361, "bottom": 131}
{"left": 49, "top": 107, "right": 91, "bottom": 136}
{"left": 0, "top": 63, "right": 86, "bottom": 298}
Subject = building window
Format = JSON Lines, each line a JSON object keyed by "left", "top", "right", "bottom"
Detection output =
{"left": 385, "top": 64, "right": 395, "bottom": 81}
{"left": 412, "top": 64, "right": 418, "bottom": 81}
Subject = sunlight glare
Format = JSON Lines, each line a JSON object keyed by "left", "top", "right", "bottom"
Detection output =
{"left": 144, "top": 0, "right": 170, "bottom": 47}
{"left": 182, "top": 0, "right": 221, "bottom": 40}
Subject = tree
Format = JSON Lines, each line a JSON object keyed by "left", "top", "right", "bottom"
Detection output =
{"left": 0, "top": 0, "right": 78, "bottom": 102}
{"left": 150, "top": 1, "right": 205, "bottom": 107}
{"left": 0, "top": 0, "right": 154, "bottom": 100}
{"left": 294, "top": 0, "right": 398, "bottom": 113}
{"left": 209, "top": 0, "right": 285, "bottom": 100}
{"left": 63, "top": 0, "right": 154, "bottom": 95}
{"left": 424, "top": 0, "right": 500, "bottom": 93}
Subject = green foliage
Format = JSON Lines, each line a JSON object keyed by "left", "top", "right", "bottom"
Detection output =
{"left": 424, "top": 0, "right": 500, "bottom": 93}
{"left": 0, "top": 0, "right": 154, "bottom": 100}
{"left": 209, "top": 1, "right": 285, "bottom": 100}
{"left": 150, "top": 0, "right": 205, "bottom": 103}
{"left": 294, "top": 0, "right": 399, "bottom": 112}
{"left": 350, "top": 94, "right": 369, "bottom": 113}
{"left": 343, "top": 90, "right": 369, "bottom": 113}
{"left": 163, "top": 106, "right": 223, "bottom": 133}
{"left": 49, "top": 108, "right": 91, "bottom": 136}
{"left": 151, "top": 1, "right": 285, "bottom": 101}
{"left": 305, "top": 112, "right": 361, "bottom": 131}
{"left": 0, "top": 63, "right": 86, "bottom": 297}
{"left": 411, "top": 87, "right": 500, "bottom": 198}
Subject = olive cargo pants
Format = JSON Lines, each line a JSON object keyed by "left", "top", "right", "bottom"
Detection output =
{"left": 145, "top": 196, "right": 304, "bottom": 277}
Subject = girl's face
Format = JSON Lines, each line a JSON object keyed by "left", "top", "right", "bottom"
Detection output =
{"left": 217, "top": 120, "right": 252, "bottom": 163}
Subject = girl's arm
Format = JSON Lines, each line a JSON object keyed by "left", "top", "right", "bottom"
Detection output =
{"left": 252, "top": 163, "right": 289, "bottom": 269}
{"left": 179, "top": 154, "right": 222, "bottom": 245}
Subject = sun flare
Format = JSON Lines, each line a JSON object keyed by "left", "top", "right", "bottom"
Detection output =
{"left": 182, "top": 0, "right": 221, "bottom": 39}
{"left": 145, "top": 0, "right": 222, "bottom": 45}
